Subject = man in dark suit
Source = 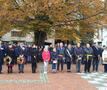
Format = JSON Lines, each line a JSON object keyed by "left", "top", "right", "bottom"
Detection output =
{"left": 92, "top": 42, "right": 101, "bottom": 72}
{"left": 84, "top": 44, "right": 93, "bottom": 73}
{"left": 31, "top": 44, "right": 38, "bottom": 73}
{"left": 74, "top": 43, "right": 83, "bottom": 73}
{"left": 57, "top": 42, "right": 65, "bottom": 72}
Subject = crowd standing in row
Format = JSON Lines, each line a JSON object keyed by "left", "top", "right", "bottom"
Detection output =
{"left": 0, "top": 40, "right": 106, "bottom": 74}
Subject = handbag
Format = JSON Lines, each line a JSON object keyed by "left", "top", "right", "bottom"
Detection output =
{"left": 104, "top": 58, "right": 107, "bottom": 62}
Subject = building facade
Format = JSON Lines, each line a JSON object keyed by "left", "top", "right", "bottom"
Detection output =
{"left": 94, "top": 26, "right": 107, "bottom": 46}
{"left": 1, "top": 29, "right": 34, "bottom": 44}
{"left": 1, "top": 29, "right": 55, "bottom": 45}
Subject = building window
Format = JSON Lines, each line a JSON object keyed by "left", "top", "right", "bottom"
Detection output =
{"left": 11, "top": 31, "right": 25, "bottom": 37}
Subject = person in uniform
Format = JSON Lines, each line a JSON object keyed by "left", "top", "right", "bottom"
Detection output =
{"left": 31, "top": 44, "right": 38, "bottom": 73}
{"left": 74, "top": 43, "right": 83, "bottom": 73}
{"left": 57, "top": 42, "right": 65, "bottom": 72}
{"left": 65, "top": 44, "right": 73, "bottom": 72}
{"left": 92, "top": 43, "right": 101, "bottom": 72}
{"left": 84, "top": 44, "right": 93, "bottom": 73}
{"left": 6, "top": 44, "right": 15, "bottom": 73}
{"left": 102, "top": 46, "right": 107, "bottom": 72}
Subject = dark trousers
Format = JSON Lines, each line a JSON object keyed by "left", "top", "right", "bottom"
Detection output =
{"left": 27, "top": 56, "right": 31, "bottom": 63}
{"left": 32, "top": 63, "right": 37, "bottom": 73}
{"left": 104, "top": 64, "right": 107, "bottom": 72}
{"left": 76, "top": 60, "right": 81, "bottom": 72}
{"left": 8, "top": 66, "right": 12, "bottom": 73}
{"left": 84, "top": 60, "right": 91, "bottom": 72}
{"left": 0, "top": 64, "right": 2, "bottom": 73}
{"left": 57, "top": 60, "right": 64, "bottom": 71}
{"left": 93, "top": 58, "right": 99, "bottom": 71}
{"left": 67, "top": 62, "right": 71, "bottom": 70}
{"left": 18, "top": 64, "right": 24, "bottom": 73}
{"left": 52, "top": 62, "right": 56, "bottom": 69}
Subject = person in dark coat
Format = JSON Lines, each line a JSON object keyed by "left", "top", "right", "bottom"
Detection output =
{"left": 82, "top": 45, "right": 86, "bottom": 64}
{"left": 26, "top": 44, "right": 32, "bottom": 63}
{"left": 92, "top": 43, "right": 101, "bottom": 72}
{"left": 84, "top": 44, "right": 93, "bottom": 73}
{"left": 72, "top": 45, "right": 76, "bottom": 64}
{"left": 56, "top": 43, "right": 60, "bottom": 51}
{"left": 49, "top": 44, "right": 53, "bottom": 64}
{"left": 74, "top": 43, "right": 83, "bottom": 73}
{"left": 49, "top": 44, "right": 53, "bottom": 53}
{"left": 57, "top": 42, "right": 65, "bottom": 72}
{"left": 0, "top": 41, "right": 5, "bottom": 74}
{"left": 17, "top": 43, "right": 26, "bottom": 73}
{"left": 38, "top": 46, "right": 44, "bottom": 62}
{"left": 99, "top": 47, "right": 104, "bottom": 64}
{"left": 6, "top": 45, "right": 15, "bottom": 73}
{"left": 31, "top": 44, "right": 38, "bottom": 73}
{"left": 65, "top": 44, "right": 73, "bottom": 72}
{"left": 14, "top": 44, "right": 19, "bottom": 64}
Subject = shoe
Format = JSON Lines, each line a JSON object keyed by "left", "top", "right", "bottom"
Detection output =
{"left": 67, "top": 70, "right": 71, "bottom": 72}
{"left": 61, "top": 70, "right": 64, "bottom": 72}
{"left": 44, "top": 72, "right": 47, "bottom": 74}
{"left": 77, "top": 71, "right": 81, "bottom": 73}
{"left": 32, "top": 72, "right": 35, "bottom": 73}
{"left": 0, "top": 72, "right": 2, "bottom": 74}
{"left": 8, "top": 71, "right": 10, "bottom": 73}
{"left": 57, "top": 70, "right": 59, "bottom": 73}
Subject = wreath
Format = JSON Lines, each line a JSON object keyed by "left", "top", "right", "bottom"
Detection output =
{"left": 17, "top": 55, "right": 25, "bottom": 64}
{"left": 4, "top": 56, "right": 12, "bottom": 65}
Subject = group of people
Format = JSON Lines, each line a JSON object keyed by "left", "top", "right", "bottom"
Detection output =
{"left": 42, "top": 42, "right": 104, "bottom": 74}
{"left": 0, "top": 41, "right": 40, "bottom": 74}
{"left": 0, "top": 40, "right": 106, "bottom": 74}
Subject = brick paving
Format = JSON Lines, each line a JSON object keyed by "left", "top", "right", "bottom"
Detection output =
{"left": 0, "top": 63, "right": 104, "bottom": 90}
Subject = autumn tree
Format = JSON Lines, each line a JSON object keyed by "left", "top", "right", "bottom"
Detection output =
{"left": 0, "top": 0, "right": 106, "bottom": 43}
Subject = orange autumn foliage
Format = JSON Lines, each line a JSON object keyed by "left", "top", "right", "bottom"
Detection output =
{"left": 0, "top": 0, "right": 106, "bottom": 42}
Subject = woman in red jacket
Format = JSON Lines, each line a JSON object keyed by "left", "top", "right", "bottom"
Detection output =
{"left": 42, "top": 46, "right": 50, "bottom": 74}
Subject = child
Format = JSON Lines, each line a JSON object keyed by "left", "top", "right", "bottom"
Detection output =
{"left": 51, "top": 48, "right": 57, "bottom": 73}
{"left": 42, "top": 46, "right": 50, "bottom": 74}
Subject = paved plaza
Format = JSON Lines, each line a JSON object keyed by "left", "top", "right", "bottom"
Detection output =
{"left": 0, "top": 63, "right": 106, "bottom": 90}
